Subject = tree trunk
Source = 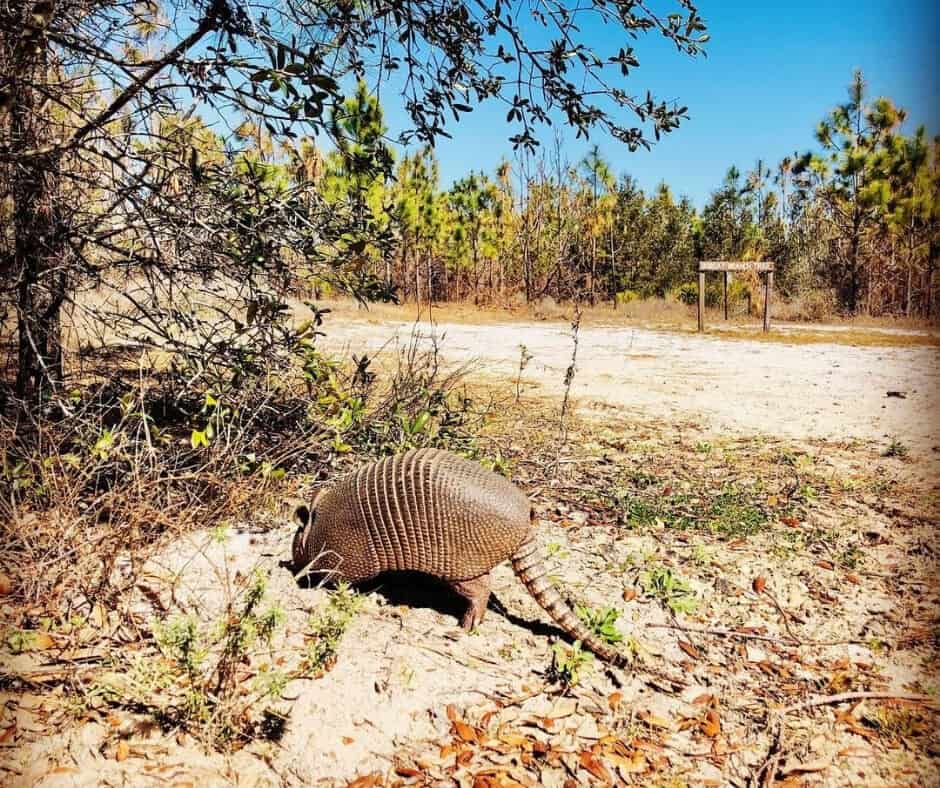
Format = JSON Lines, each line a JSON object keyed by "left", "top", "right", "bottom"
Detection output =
{"left": 589, "top": 234, "right": 596, "bottom": 306}
{"left": 906, "top": 224, "right": 915, "bottom": 318}
{"left": 927, "top": 237, "right": 938, "bottom": 319}
{"left": 847, "top": 216, "right": 861, "bottom": 314}
{"left": 414, "top": 247, "right": 421, "bottom": 308}
{"left": 522, "top": 223, "right": 531, "bottom": 303}
{"left": 609, "top": 224, "right": 616, "bottom": 308}
{"left": 426, "top": 251, "right": 433, "bottom": 319}
{"left": 11, "top": 30, "right": 68, "bottom": 399}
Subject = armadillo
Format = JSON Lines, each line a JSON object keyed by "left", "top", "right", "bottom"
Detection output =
{"left": 291, "top": 447, "right": 626, "bottom": 665}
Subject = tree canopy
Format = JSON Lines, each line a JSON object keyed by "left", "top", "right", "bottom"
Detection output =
{"left": 1, "top": 0, "right": 708, "bottom": 398}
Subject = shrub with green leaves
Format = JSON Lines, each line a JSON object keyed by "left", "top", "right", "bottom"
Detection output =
{"left": 576, "top": 605, "right": 624, "bottom": 645}
{"left": 139, "top": 569, "right": 287, "bottom": 745}
{"left": 301, "top": 582, "right": 362, "bottom": 674}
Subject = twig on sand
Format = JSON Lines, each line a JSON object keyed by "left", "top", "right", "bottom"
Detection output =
{"left": 780, "top": 691, "right": 938, "bottom": 715}
{"left": 749, "top": 691, "right": 936, "bottom": 786}
{"left": 648, "top": 622, "right": 875, "bottom": 648}
{"left": 749, "top": 719, "right": 786, "bottom": 788}
{"left": 556, "top": 303, "right": 582, "bottom": 451}
{"left": 759, "top": 586, "right": 800, "bottom": 641}
{"left": 647, "top": 622, "right": 800, "bottom": 646}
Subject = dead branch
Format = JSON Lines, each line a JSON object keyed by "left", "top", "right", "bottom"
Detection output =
{"left": 780, "top": 691, "right": 938, "bottom": 715}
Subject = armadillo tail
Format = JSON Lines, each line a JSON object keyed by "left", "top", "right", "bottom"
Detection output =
{"left": 511, "top": 535, "right": 628, "bottom": 667}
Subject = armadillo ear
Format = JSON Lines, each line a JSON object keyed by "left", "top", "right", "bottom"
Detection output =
{"left": 293, "top": 504, "right": 311, "bottom": 529}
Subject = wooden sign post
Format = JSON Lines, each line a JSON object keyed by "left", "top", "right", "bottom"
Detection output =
{"left": 697, "top": 260, "right": 775, "bottom": 332}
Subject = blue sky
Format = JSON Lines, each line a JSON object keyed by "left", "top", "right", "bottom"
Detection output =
{"left": 377, "top": 0, "right": 938, "bottom": 207}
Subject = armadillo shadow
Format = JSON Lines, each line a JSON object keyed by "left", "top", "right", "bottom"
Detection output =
{"left": 289, "top": 565, "right": 566, "bottom": 642}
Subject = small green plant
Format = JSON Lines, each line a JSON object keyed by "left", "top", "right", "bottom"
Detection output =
{"left": 640, "top": 566, "right": 698, "bottom": 615}
{"left": 548, "top": 640, "right": 593, "bottom": 686}
{"left": 576, "top": 605, "right": 623, "bottom": 644}
{"left": 190, "top": 392, "right": 232, "bottom": 449}
{"left": 704, "top": 486, "right": 769, "bottom": 537}
{"left": 478, "top": 448, "right": 510, "bottom": 476}
{"left": 2, "top": 454, "right": 36, "bottom": 493}
{"left": 694, "top": 441, "right": 712, "bottom": 454}
{"left": 138, "top": 568, "right": 287, "bottom": 745}
{"left": 627, "top": 470, "right": 658, "bottom": 488}
{"left": 91, "top": 428, "right": 118, "bottom": 460}
{"left": 545, "top": 541, "right": 570, "bottom": 560}
{"left": 882, "top": 438, "right": 909, "bottom": 458}
{"left": 690, "top": 544, "right": 713, "bottom": 565}
{"left": 301, "top": 582, "right": 362, "bottom": 674}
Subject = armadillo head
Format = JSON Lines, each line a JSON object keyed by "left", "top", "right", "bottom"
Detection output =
{"left": 290, "top": 489, "right": 326, "bottom": 572}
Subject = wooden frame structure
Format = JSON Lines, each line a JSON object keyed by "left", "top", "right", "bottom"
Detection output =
{"left": 698, "top": 260, "right": 775, "bottom": 332}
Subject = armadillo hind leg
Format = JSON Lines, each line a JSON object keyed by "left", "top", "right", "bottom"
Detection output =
{"left": 449, "top": 574, "right": 492, "bottom": 630}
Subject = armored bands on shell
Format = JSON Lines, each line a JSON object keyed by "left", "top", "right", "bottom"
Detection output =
{"left": 292, "top": 447, "right": 627, "bottom": 665}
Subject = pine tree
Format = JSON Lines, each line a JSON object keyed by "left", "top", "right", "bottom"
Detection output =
{"left": 794, "top": 70, "right": 905, "bottom": 312}
{"left": 579, "top": 146, "right": 615, "bottom": 304}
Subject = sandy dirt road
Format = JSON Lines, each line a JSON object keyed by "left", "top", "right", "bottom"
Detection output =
{"left": 321, "top": 316, "right": 939, "bottom": 456}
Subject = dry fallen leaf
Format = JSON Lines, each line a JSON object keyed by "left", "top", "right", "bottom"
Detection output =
{"left": 779, "top": 757, "right": 832, "bottom": 776}
{"left": 701, "top": 709, "right": 721, "bottom": 738}
{"left": 622, "top": 588, "right": 637, "bottom": 602}
{"left": 816, "top": 560, "right": 834, "bottom": 571}
{"left": 347, "top": 774, "right": 381, "bottom": 788}
{"left": 115, "top": 740, "right": 130, "bottom": 762}
{"left": 637, "top": 709, "right": 673, "bottom": 731}
{"left": 453, "top": 720, "right": 478, "bottom": 743}
{"left": 342, "top": 736, "right": 354, "bottom": 745}
{"left": 579, "top": 751, "right": 611, "bottom": 783}
{"left": 846, "top": 573, "right": 860, "bottom": 584}
{"left": 677, "top": 640, "right": 702, "bottom": 660}
{"left": 608, "top": 692, "right": 622, "bottom": 711}
{"left": 607, "top": 748, "right": 647, "bottom": 774}
{"left": 547, "top": 698, "right": 577, "bottom": 719}
{"left": 0, "top": 573, "right": 12, "bottom": 596}
{"left": 498, "top": 732, "right": 530, "bottom": 748}
{"left": 446, "top": 704, "right": 458, "bottom": 722}
{"left": 394, "top": 762, "right": 421, "bottom": 777}
{"left": 0, "top": 724, "right": 15, "bottom": 745}
{"left": 752, "top": 575, "right": 767, "bottom": 594}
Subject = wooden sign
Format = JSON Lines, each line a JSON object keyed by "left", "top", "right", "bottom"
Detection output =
{"left": 697, "top": 261, "right": 775, "bottom": 332}
{"left": 699, "top": 260, "right": 775, "bottom": 272}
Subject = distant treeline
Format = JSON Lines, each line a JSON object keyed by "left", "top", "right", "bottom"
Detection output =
{"left": 227, "top": 72, "right": 937, "bottom": 318}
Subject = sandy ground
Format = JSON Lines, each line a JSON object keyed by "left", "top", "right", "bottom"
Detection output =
{"left": 3, "top": 314, "right": 938, "bottom": 787}
{"left": 5, "top": 421, "right": 937, "bottom": 787}
{"left": 319, "top": 315, "right": 940, "bottom": 459}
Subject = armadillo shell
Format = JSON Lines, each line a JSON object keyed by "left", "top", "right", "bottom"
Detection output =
{"left": 311, "top": 448, "right": 532, "bottom": 582}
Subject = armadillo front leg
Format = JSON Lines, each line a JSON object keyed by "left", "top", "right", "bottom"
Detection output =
{"left": 450, "top": 574, "right": 491, "bottom": 630}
